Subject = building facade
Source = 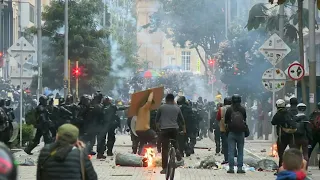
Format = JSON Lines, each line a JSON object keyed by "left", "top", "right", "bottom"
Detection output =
{"left": 136, "top": 0, "right": 206, "bottom": 73}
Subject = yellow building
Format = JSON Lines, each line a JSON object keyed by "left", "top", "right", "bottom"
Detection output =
{"left": 136, "top": 0, "right": 206, "bottom": 73}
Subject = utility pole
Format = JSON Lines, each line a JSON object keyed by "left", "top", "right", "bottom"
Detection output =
{"left": 278, "top": 4, "right": 285, "bottom": 99}
{"left": 36, "top": 0, "right": 42, "bottom": 101}
{"left": 68, "top": 59, "right": 70, "bottom": 94}
{"left": 64, "top": 0, "right": 68, "bottom": 97}
{"left": 309, "top": 0, "right": 316, "bottom": 111}
{"left": 75, "top": 60, "right": 78, "bottom": 101}
{"left": 18, "top": 2, "right": 23, "bottom": 148}
{"left": 298, "top": 0, "right": 307, "bottom": 104}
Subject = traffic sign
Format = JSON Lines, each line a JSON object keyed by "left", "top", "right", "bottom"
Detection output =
{"left": 7, "top": 37, "right": 35, "bottom": 64}
{"left": 285, "top": 61, "right": 299, "bottom": 76}
{"left": 262, "top": 68, "right": 286, "bottom": 92}
{"left": 288, "top": 62, "right": 304, "bottom": 81}
{"left": 259, "top": 33, "right": 291, "bottom": 66}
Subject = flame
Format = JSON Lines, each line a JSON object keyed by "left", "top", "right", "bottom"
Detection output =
{"left": 144, "top": 147, "right": 156, "bottom": 167}
{"left": 269, "top": 144, "right": 278, "bottom": 157}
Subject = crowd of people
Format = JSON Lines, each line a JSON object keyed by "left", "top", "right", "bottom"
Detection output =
{"left": 0, "top": 83, "right": 319, "bottom": 179}
{"left": 272, "top": 97, "right": 320, "bottom": 173}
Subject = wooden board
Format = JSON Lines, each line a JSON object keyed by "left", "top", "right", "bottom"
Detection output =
{"left": 128, "top": 86, "right": 164, "bottom": 117}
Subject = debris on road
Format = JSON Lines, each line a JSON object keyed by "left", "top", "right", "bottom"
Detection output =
{"left": 115, "top": 153, "right": 147, "bottom": 167}
{"left": 255, "top": 159, "right": 278, "bottom": 171}
{"left": 197, "top": 155, "right": 218, "bottom": 169}
{"left": 19, "top": 158, "right": 36, "bottom": 166}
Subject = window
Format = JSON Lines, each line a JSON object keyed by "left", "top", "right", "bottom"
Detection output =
{"left": 29, "top": 4, "right": 35, "bottom": 23}
{"left": 181, "top": 51, "right": 191, "bottom": 71}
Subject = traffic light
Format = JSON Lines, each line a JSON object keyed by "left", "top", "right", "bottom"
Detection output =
{"left": 0, "top": 52, "right": 3, "bottom": 68}
{"left": 72, "top": 67, "right": 81, "bottom": 77}
{"left": 208, "top": 59, "right": 216, "bottom": 67}
{"left": 269, "top": 0, "right": 286, "bottom": 5}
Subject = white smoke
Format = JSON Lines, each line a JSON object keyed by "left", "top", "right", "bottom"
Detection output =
{"left": 107, "top": 1, "right": 136, "bottom": 98}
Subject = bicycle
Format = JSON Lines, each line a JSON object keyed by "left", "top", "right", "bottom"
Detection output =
{"left": 165, "top": 139, "right": 176, "bottom": 180}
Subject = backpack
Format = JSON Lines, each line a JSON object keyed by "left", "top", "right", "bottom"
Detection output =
{"left": 312, "top": 113, "right": 320, "bottom": 131}
{"left": 294, "top": 115, "right": 306, "bottom": 136}
{"left": 281, "top": 112, "right": 297, "bottom": 134}
{"left": 229, "top": 108, "right": 246, "bottom": 132}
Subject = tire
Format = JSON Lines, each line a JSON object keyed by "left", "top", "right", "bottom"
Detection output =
{"left": 169, "top": 147, "right": 176, "bottom": 180}
{"left": 165, "top": 147, "right": 172, "bottom": 180}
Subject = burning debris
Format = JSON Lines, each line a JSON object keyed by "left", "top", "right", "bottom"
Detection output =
{"left": 143, "top": 147, "right": 156, "bottom": 167}
{"left": 115, "top": 147, "right": 162, "bottom": 167}
{"left": 115, "top": 153, "right": 148, "bottom": 167}
{"left": 269, "top": 144, "right": 278, "bottom": 157}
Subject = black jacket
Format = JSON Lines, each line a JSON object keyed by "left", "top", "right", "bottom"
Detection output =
{"left": 225, "top": 104, "right": 247, "bottom": 133}
{"left": 37, "top": 143, "right": 97, "bottom": 180}
{"left": 271, "top": 108, "right": 296, "bottom": 136}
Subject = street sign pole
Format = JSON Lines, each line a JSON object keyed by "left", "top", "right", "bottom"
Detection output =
{"left": 7, "top": 37, "right": 35, "bottom": 148}
{"left": 19, "top": 40, "right": 23, "bottom": 148}
{"left": 295, "top": 80, "right": 298, "bottom": 97}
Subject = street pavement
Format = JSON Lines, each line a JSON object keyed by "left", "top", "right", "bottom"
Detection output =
{"left": 15, "top": 134, "right": 319, "bottom": 180}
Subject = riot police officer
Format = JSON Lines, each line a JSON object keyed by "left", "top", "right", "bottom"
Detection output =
{"left": 77, "top": 95, "right": 91, "bottom": 138}
{"left": 24, "top": 95, "right": 52, "bottom": 155}
{"left": 178, "top": 96, "right": 196, "bottom": 157}
{"left": 97, "top": 96, "right": 126, "bottom": 157}
{"left": 84, "top": 92, "right": 104, "bottom": 155}
{"left": 63, "top": 94, "right": 79, "bottom": 125}
{"left": 0, "top": 99, "right": 11, "bottom": 146}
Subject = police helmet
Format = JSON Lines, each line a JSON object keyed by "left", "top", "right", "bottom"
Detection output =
{"left": 289, "top": 97, "right": 298, "bottom": 106}
{"left": 224, "top": 97, "right": 232, "bottom": 105}
{"left": 177, "top": 96, "right": 186, "bottom": 105}
{"left": 297, "top": 103, "right": 307, "bottom": 112}
{"left": 317, "top": 102, "right": 320, "bottom": 109}
{"left": 231, "top": 94, "right": 241, "bottom": 104}
{"left": 276, "top": 99, "right": 286, "bottom": 108}
{"left": 39, "top": 95, "right": 48, "bottom": 105}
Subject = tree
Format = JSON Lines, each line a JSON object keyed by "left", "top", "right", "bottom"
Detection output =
{"left": 144, "top": 0, "right": 226, "bottom": 72}
{"left": 216, "top": 26, "right": 299, "bottom": 99}
{"left": 246, "top": 0, "right": 317, "bottom": 103}
{"left": 30, "top": 0, "right": 110, "bottom": 94}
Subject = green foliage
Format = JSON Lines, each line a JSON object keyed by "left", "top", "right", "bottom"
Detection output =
{"left": 12, "top": 124, "right": 34, "bottom": 148}
{"left": 216, "top": 26, "right": 299, "bottom": 98}
{"left": 30, "top": 0, "right": 111, "bottom": 92}
{"left": 246, "top": 2, "right": 315, "bottom": 43}
{"left": 145, "top": 0, "right": 226, "bottom": 65}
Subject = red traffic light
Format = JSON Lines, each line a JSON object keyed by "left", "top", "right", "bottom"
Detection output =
{"left": 72, "top": 67, "right": 81, "bottom": 77}
{"left": 208, "top": 59, "right": 216, "bottom": 66}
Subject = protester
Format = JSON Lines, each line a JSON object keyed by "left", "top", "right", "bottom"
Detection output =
{"left": 36, "top": 124, "right": 97, "bottom": 180}
{"left": 276, "top": 148, "right": 306, "bottom": 180}
{"left": 271, "top": 99, "right": 296, "bottom": 169}
{"left": 216, "top": 97, "right": 232, "bottom": 164}
{"left": 308, "top": 102, "right": 320, "bottom": 169}
{"left": 291, "top": 103, "right": 312, "bottom": 163}
{"left": 156, "top": 94, "right": 185, "bottom": 174}
{"left": 224, "top": 94, "right": 246, "bottom": 174}
{"left": 135, "top": 91, "right": 157, "bottom": 155}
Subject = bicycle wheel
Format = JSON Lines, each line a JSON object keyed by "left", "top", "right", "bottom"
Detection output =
{"left": 169, "top": 147, "right": 176, "bottom": 180}
{"left": 165, "top": 147, "right": 172, "bottom": 180}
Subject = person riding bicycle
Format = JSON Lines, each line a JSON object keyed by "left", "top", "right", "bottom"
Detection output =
{"left": 156, "top": 94, "right": 186, "bottom": 174}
